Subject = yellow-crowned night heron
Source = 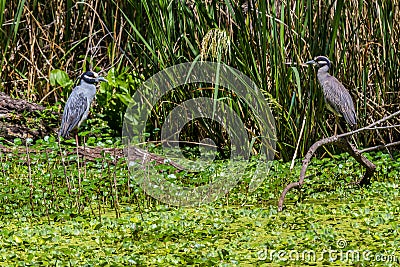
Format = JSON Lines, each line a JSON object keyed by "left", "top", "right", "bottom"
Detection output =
{"left": 59, "top": 71, "right": 107, "bottom": 145}
{"left": 305, "top": 56, "right": 357, "bottom": 134}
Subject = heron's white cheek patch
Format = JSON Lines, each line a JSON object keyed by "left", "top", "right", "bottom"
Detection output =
{"left": 318, "top": 61, "right": 327, "bottom": 65}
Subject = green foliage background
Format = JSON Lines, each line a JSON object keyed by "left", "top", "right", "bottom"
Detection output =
{"left": 0, "top": 0, "right": 399, "bottom": 160}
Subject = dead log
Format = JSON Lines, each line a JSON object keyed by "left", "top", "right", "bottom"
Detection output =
{"left": 0, "top": 143, "right": 121, "bottom": 162}
{"left": 0, "top": 143, "right": 185, "bottom": 172}
{"left": 125, "top": 146, "right": 185, "bottom": 171}
{"left": 0, "top": 92, "right": 59, "bottom": 140}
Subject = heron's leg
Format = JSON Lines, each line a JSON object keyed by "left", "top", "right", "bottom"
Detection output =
{"left": 74, "top": 129, "right": 80, "bottom": 168}
{"left": 74, "top": 129, "right": 81, "bottom": 181}
{"left": 334, "top": 116, "right": 338, "bottom": 136}
{"left": 75, "top": 130, "right": 79, "bottom": 148}
{"left": 335, "top": 116, "right": 346, "bottom": 135}
{"left": 73, "top": 129, "right": 82, "bottom": 210}
{"left": 337, "top": 123, "right": 345, "bottom": 134}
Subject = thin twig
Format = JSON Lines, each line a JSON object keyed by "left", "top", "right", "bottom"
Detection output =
{"left": 113, "top": 146, "right": 120, "bottom": 218}
{"left": 359, "top": 140, "right": 400, "bottom": 153}
{"left": 57, "top": 137, "right": 71, "bottom": 195}
{"left": 75, "top": 133, "right": 82, "bottom": 211}
{"left": 290, "top": 115, "right": 306, "bottom": 170}
{"left": 26, "top": 140, "right": 34, "bottom": 212}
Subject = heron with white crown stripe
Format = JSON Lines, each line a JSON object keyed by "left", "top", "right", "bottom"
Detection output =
{"left": 59, "top": 71, "right": 108, "bottom": 145}
{"left": 305, "top": 56, "right": 357, "bottom": 135}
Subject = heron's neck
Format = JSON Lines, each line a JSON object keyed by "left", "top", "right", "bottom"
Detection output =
{"left": 80, "top": 80, "right": 97, "bottom": 89}
{"left": 317, "top": 65, "right": 330, "bottom": 83}
{"left": 78, "top": 80, "right": 97, "bottom": 102}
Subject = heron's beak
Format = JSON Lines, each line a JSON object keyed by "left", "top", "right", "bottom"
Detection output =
{"left": 97, "top": 76, "right": 108, "bottom": 83}
{"left": 304, "top": 59, "right": 316, "bottom": 65}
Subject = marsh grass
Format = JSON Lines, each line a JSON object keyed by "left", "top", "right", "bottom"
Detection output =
{"left": 0, "top": 138, "right": 399, "bottom": 265}
{"left": 0, "top": 0, "right": 399, "bottom": 160}
{"left": 0, "top": 136, "right": 399, "bottom": 217}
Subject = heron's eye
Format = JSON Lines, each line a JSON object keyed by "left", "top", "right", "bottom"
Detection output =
{"left": 87, "top": 72, "right": 98, "bottom": 78}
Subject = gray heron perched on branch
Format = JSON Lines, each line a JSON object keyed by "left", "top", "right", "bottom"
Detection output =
{"left": 305, "top": 56, "right": 357, "bottom": 135}
{"left": 59, "top": 71, "right": 108, "bottom": 145}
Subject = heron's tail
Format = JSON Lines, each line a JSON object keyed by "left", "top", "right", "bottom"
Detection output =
{"left": 58, "top": 126, "right": 70, "bottom": 139}
{"left": 344, "top": 110, "right": 357, "bottom": 131}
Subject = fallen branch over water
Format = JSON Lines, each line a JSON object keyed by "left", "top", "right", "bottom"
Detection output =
{"left": 0, "top": 143, "right": 185, "bottom": 171}
{"left": 278, "top": 110, "right": 400, "bottom": 211}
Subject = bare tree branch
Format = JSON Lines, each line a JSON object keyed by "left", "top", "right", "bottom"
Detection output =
{"left": 278, "top": 110, "right": 400, "bottom": 211}
{"left": 359, "top": 140, "right": 400, "bottom": 153}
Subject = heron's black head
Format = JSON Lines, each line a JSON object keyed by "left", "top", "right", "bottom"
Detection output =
{"left": 305, "top": 56, "right": 331, "bottom": 69}
{"left": 80, "top": 71, "right": 108, "bottom": 84}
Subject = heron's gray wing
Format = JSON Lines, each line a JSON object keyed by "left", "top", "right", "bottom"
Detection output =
{"left": 322, "top": 78, "right": 357, "bottom": 127}
{"left": 59, "top": 90, "right": 88, "bottom": 138}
